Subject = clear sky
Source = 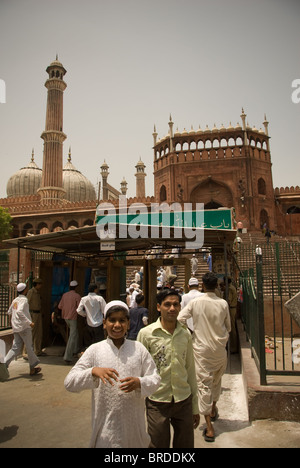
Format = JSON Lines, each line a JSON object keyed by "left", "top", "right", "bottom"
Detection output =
{"left": 0, "top": 0, "right": 299, "bottom": 200}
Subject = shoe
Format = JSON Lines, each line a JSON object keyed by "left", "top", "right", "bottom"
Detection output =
{"left": 30, "top": 367, "right": 42, "bottom": 376}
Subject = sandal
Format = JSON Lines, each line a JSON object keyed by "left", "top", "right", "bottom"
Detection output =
{"left": 30, "top": 367, "right": 42, "bottom": 376}
{"left": 211, "top": 408, "right": 219, "bottom": 422}
{"left": 203, "top": 428, "right": 215, "bottom": 443}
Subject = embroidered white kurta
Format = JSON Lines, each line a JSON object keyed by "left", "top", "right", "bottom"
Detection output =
{"left": 64, "top": 338, "right": 161, "bottom": 448}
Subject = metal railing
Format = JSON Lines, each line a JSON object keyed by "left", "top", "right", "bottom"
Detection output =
{"left": 238, "top": 240, "right": 300, "bottom": 297}
{"left": 0, "top": 284, "right": 16, "bottom": 330}
{"left": 240, "top": 262, "right": 300, "bottom": 385}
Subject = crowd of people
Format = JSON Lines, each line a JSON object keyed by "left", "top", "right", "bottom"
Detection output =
{"left": 1, "top": 256, "right": 239, "bottom": 449}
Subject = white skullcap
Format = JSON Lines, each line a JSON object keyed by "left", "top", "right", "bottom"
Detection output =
{"left": 70, "top": 281, "right": 78, "bottom": 287}
{"left": 17, "top": 283, "right": 27, "bottom": 293}
{"left": 104, "top": 300, "right": 129, "bottom": 318}
{"left": 189, "top": 277, "right": 199, "bottom": 286}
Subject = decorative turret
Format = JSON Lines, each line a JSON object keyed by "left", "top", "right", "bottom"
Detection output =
{"left": 152, "top": 125, "right": 158, "bottom": 159}
{"left": 120, "top": 177, "right": 128, "bottom": 196}
{"left": 135, "top": 158, "right": 146, "bottom": 199}
{"left": 240, "top": 107, "right": 247, "bottom": 130}
{"left": 263, "top": 114, "right": 269, "bottom": 136}
{"left": 101, "top": 160, "right": 110, "bottom": 200}
{"left": 168, "top": 114, "right": 174, "bottom": 152}
{"left": 263, "top": 114, "right": 270, "bottom": 151}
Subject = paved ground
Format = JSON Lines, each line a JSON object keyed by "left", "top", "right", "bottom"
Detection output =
{"left": 0, "top": 347, "right": 299, "bottom": 449}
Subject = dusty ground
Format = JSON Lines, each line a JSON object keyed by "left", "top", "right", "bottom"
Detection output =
{"left": 0, "top": 348, "right": 299, "bottom": 449}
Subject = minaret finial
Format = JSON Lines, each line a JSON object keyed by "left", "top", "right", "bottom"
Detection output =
{"left": 168, "top": 114, "right": 174, "bottom": 145}
{"left": 152, "top": 124, "right": 158, "bottom": 147}
{"left": 240, "top": 107, "right": 247, "bottom": 131}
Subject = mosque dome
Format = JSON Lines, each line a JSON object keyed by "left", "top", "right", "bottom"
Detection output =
{"left": 63, "top": 151, "right": 97, "bottom": 202}
{"left": 6, "top": 151, "right": 42, "bottom": 198}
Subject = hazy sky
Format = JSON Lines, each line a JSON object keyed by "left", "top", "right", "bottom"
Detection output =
{"left": 0, "top": 0, "right": 299, "bottom": 200}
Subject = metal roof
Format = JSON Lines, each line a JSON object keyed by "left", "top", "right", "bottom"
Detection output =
{"left": 3, "top": 224, "right": 236, "bottom": 259}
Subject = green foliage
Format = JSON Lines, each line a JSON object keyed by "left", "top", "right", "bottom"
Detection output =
{"left": 0, "top": 206, "right": 12, "bottom": 242}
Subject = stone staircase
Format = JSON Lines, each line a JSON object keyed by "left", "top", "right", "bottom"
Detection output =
{"left": 236, "top": 232, "right": 300, "bottom": 296}
{"left": 171, "top": 255, "right": 210, "bottom": 289}
{"left": 124, "top": 233, "right": 300, "bottom": 297}
{"left": 125, "top": 255, "right": 209, "bottom": 291}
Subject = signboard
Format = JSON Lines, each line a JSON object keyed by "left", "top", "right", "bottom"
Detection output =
{"left": 101, "top": 241, "right": 116, "bottom": 251}
{"left": 96, "top": 208, "right": 233, "bottom": 230}
{"left": 96, "top": 204, "right": 234, "bottom": 250}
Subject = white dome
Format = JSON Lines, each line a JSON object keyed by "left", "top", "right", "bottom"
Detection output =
{"left": 63, "top": 157, "right": 96, "bottom": 202}
{"left": 7, "top": 154, "right": 42, "bottom": 198}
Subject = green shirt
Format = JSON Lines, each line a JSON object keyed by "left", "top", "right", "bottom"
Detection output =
{"left": 137, "top": 318, "right": 199, "bottom": 415}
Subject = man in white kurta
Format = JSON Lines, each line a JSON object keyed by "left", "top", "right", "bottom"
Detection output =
{"left": 4, "top": 283, "right": 41, "bottom": 376}
{"left": 64, "top": 337, "right": 161, "bottom": 448}
{"left": 181, "top": 277, "right": 204, "bottom": 332}
{"left": 190, "top": 254, "right": 198, "bottom": 276}
{"left": 178, "top": 274, "right": 231, "bottom": 421}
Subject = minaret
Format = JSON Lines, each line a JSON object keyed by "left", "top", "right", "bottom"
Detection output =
{"left": 152, "top": 125, "right": 158, "bottom": 160}
{"left": 101, "top": 160, "right": 109, "bottom": 200}
{"left": 38, "top": 56, "right": 67, "bottom": 203}
{"left": 168, "top": 114, "right": 174, "bottom": 152}
{"left": 263, "top": 114, "right": 270, "bottom": 151}
{"left": 135, "top": 158, "right": 146, "bottom": 199}
{"left": 240, "top": 107, "right": 248, "bottom": 146}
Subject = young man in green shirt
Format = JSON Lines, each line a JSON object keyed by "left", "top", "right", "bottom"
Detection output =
{"left": 137, "top": 289, "right": 200, "bottom": 448}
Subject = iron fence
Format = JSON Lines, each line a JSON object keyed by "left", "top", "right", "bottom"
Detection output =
{"left": 238, "top": 241, "right": 300, "bottom": 297}
{"left": 0, "top": 284, "right": 16, "bottom": 330}
{"left": 240, "top": 262, "right": 300, "bottom": 385}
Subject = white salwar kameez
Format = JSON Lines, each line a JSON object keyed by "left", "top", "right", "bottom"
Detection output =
{"left": 178, "top": 292, "right": 231, "bottom": 416}
{"left": 64, "top": 338, "right": 161, "bottom": 448}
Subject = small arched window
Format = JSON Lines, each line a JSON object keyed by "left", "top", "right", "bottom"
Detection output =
{"left": 258, "top": 178, "right": 266, "bottom": 195}
{"left": 160, "top": 185, "right": 167, "bottom": 202}
{"left": 22, "top": 223, "right": 34, "bottom": 237}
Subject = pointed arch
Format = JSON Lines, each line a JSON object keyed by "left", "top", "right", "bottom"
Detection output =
{"left": 190, "top": 178, "right": 233, "bottom": 208}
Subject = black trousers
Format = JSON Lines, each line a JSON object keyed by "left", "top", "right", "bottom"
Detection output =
{"left": 146, "top": 394, "right": 194, "bottom": 449}
{"left": 85, "top": 324, "right": 104, "bottom": 346}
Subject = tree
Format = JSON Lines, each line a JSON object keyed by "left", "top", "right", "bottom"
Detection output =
{"left": 0, "top": 207, "right": 12, "bottom": 242}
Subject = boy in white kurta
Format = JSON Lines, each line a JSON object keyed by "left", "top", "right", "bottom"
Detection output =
{"left": 65, "top": 300, "right": 161, "bottom": 448}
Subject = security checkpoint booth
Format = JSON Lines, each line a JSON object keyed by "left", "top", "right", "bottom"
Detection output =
{"left": 3, "top": 208, "right": 236, "bottom": 348}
